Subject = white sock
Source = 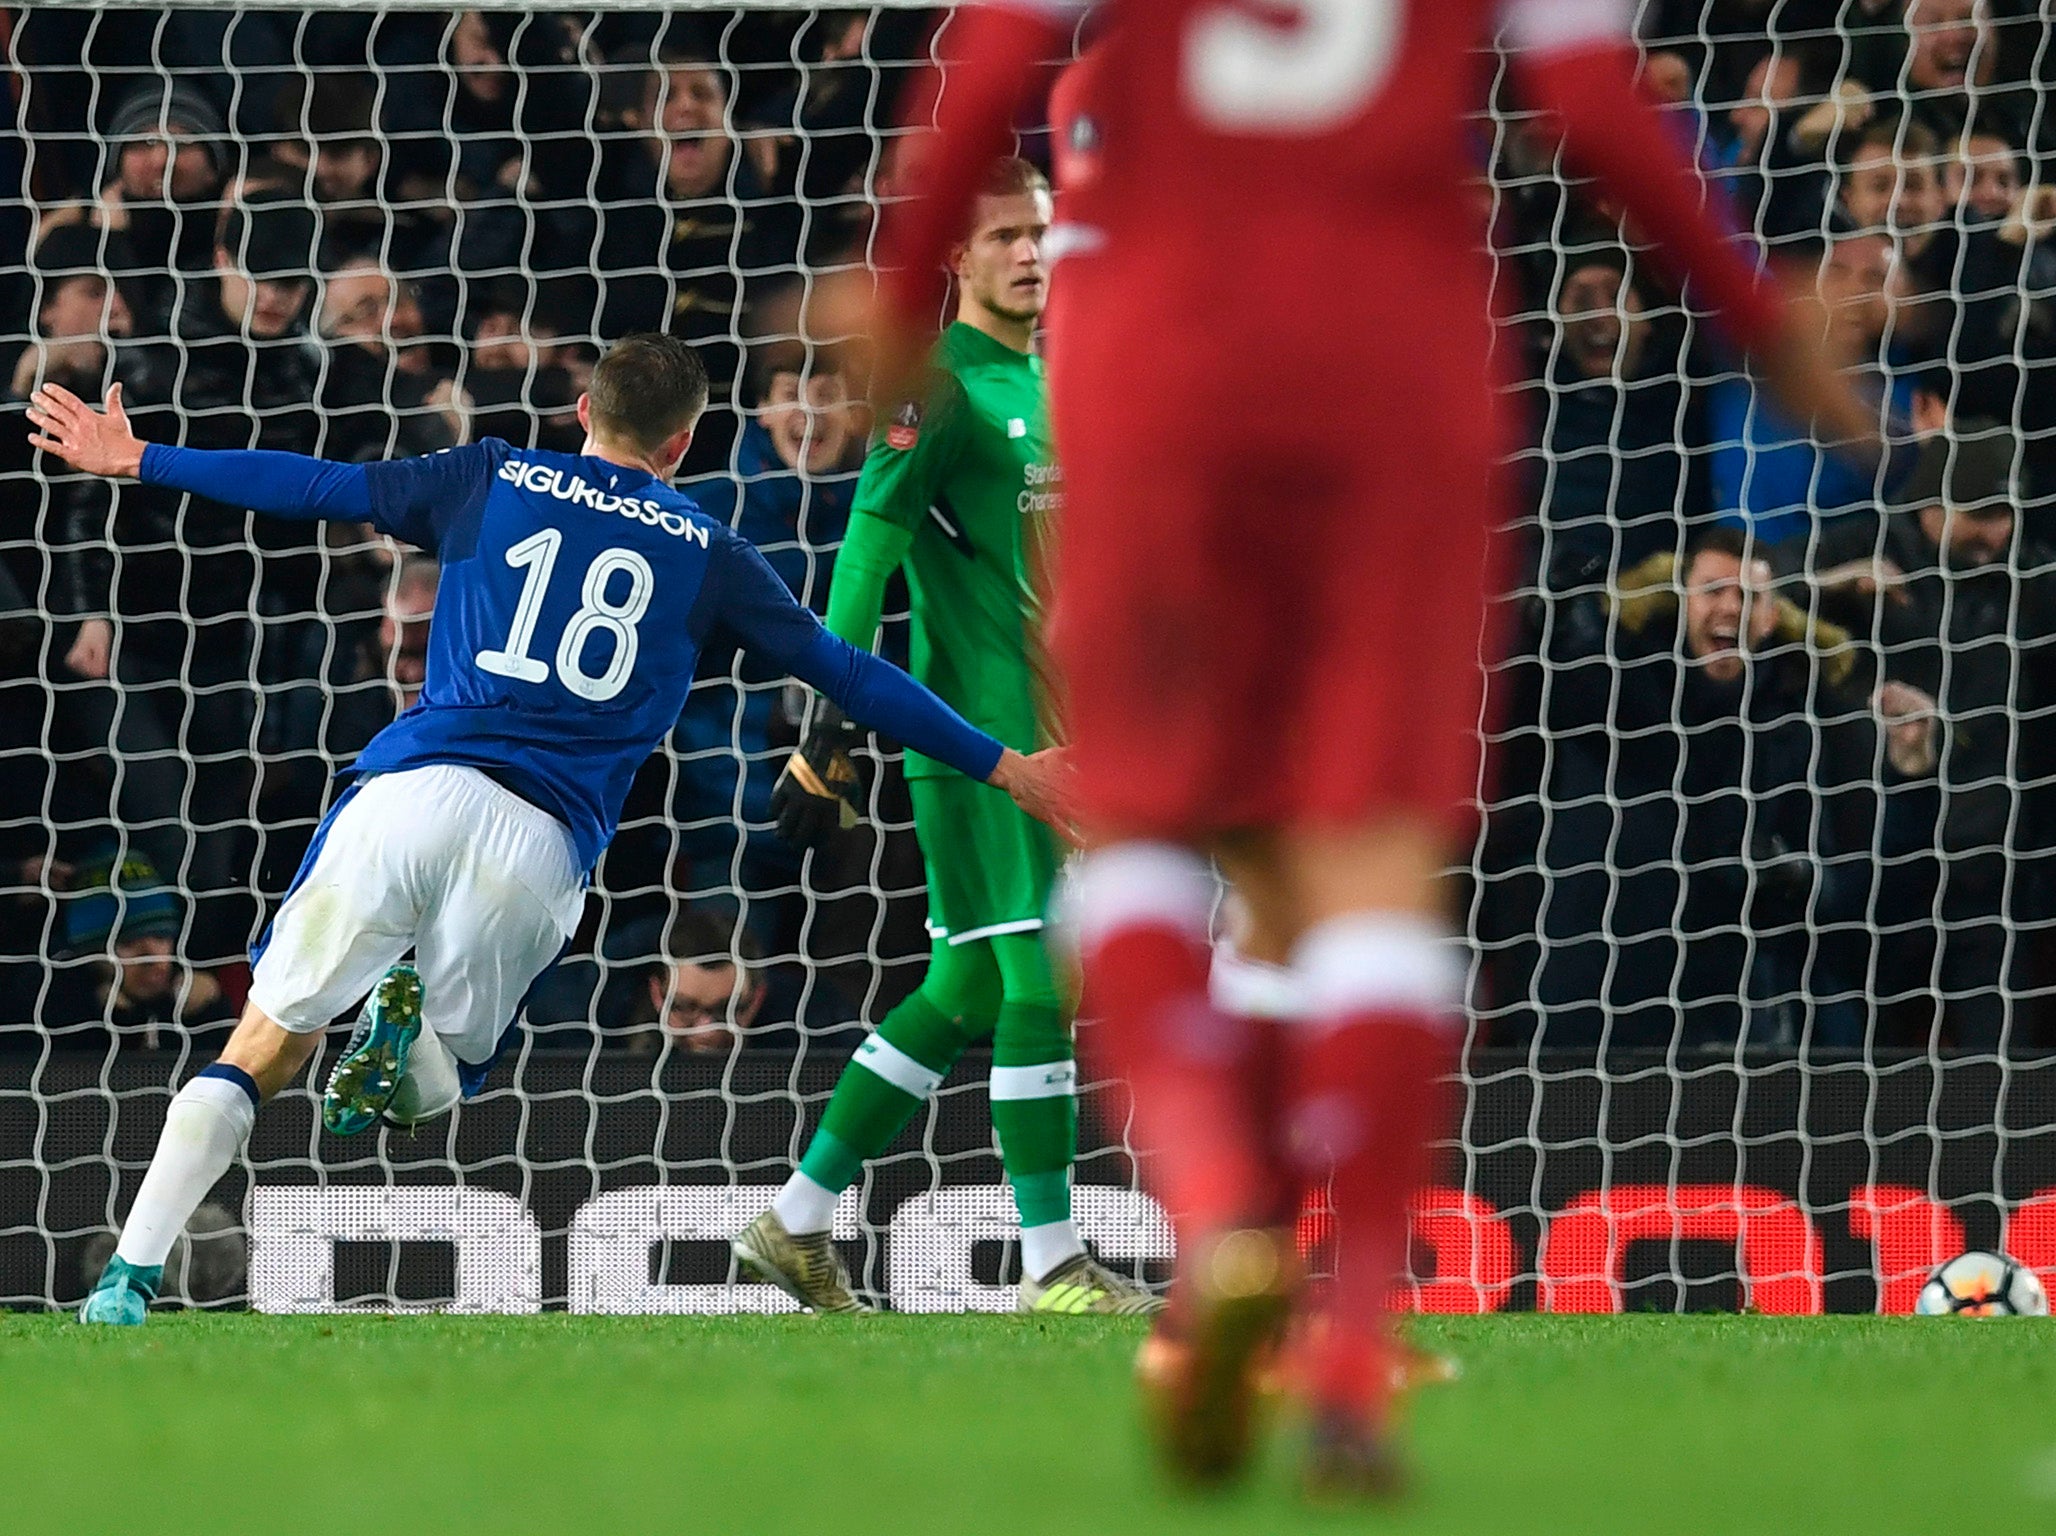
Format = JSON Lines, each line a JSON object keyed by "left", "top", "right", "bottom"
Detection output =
{"left": 771, "top": 1172, "right": 839, "bottom": 1236}
{"left": 1021, "top": 1219, "right": 1085, "bottom": 1283}
{"left": 1053, "top": 842, "right": 1216, "bottom": 959}
{"left": 1293, "top": 913, "right": 1465, "bottom": 1019}
{"left": 115, "top": 1075, "right": 257, "bottom": 1269}
{"left": 386, "top": 1027, "right": 463, "bottom": 1127}
{"left": 1210, "top": 937, "right": 1307, "bottom": 1021}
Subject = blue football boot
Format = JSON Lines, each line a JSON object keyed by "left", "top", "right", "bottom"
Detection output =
{"left": 79, "top": 1255, "right": 161, "bottom": 1325}
{"left": 321, "top": 964, "right": 424, "bottom": 1137}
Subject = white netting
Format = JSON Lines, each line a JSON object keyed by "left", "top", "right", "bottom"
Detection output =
{"left": 3, "top": 2, "right": 2055, "bottom": 1315}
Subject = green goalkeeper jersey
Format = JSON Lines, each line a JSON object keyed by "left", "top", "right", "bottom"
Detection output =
{"left": 828, "top": 321, "right": 1060, "bottom": 778}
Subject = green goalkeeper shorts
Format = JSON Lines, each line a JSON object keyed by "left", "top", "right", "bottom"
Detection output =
{"left": 909, "top": 772, "right": 1063, "bottom": 946}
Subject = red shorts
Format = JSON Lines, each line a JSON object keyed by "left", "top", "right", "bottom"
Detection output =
{"left": 1047, "top": 314, "right": 1506, "bottom": 843}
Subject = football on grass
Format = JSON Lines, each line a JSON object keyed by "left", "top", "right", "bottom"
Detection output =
{"left": 1915, "top": 1251, "right": 2049, "bottom": 1317}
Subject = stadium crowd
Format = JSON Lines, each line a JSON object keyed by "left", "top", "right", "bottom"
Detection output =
{"left": 1, "top": 2, "right": 2053, "bottom": 1059}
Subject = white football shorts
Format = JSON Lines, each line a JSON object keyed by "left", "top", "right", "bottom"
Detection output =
{"left": 248, "top": 763, "right": 584, "bottom": 1071}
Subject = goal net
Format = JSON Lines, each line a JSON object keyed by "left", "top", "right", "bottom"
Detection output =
{"left": 3, "top": 0, "right": 2054, "bottom": 1315}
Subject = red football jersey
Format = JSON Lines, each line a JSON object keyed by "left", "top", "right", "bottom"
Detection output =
{"left": 881, "top": 0, "right": 1781, "bottom": 356}
{"left": 1049, "top": 0, "right": 1496, "bottom": 239}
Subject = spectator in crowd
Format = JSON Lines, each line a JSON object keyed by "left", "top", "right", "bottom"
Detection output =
{"left": 44, "top": 849, "right": 235, "bottom": 1048}
{"left": 746, "top": 9, "right": 878, "bottom": 266}
{"left": 116, "top": 188, "right": 321, "bottom": 454}
{"left": 1526, "top": 527, "right": 1925, "bottom": 1052}
{"left": 530, "top": 904, "right": 782, "bottom": 1052}
{"left": 1719, "top": 51, "right": 1805, "bottom": 174}
{"left": 1852, "top": 0, "right": 2046, "bottom": 153}
{"left": 1944, "top": 125, "right": 2029, "bottom": 222}
{"left": 4, "top": 225, "right": 134, "bottom": 606}
{"left": 8, "top": 225, "right": 134, "bottom": 406}
{"left": 617, "top": 908, "right": 770, "bottom": 1055}
{"left": 49, "top": 190, "right": 323, "bottom": 960}
{"left": 1859, "top": 123, "right": 2056, "bottom": 493}
{"left": 1529, "top": 250, "right": 1706, "bottom": 587}
{"left": 459, "top": 282, "right": 589, "bottom": 454}
{"left": 4, "top": 228, "right": 197, "bottom": 903}
{"left": 377, "top": 551, "right": 438, "bottom": 709}
{"left": 375, "top": 10, "right": 597, "bottom": 326}
{"left": 1800, "top": 431, "right": 2056, "bottom": 1048}
{"left": 590, "top": 41, "right": 802, "bottom": 473}
{"left": 0, "top": 559, "right": 66, "bottom": 1034}
{"left": 1841, "top": 118, "right": 1949, "bottom": 257}
{"left": 314, "top": 250, "right": 463, "bottom": 464}
{"left": 273, "top": 75, "right": 387, "bottom": 219}
{"left": 686, "top": 344, "right": 857, "bottom": 596}
{"left": 1701, "top": 48, "right": 1837, "bottom": 243}
{"left": 669, "top": 348, "right": 858, "bottom": 971}
{"left": 259, "top": 551, "right": 437, "bottom": 889}
{"left": 37, "top": 83, "right": 228, "bottom": 336}
{"left": 1843, "top": 113, "right": 2056, "bottom": 490}
{"left": 1705, "top": 224, "right": 1920, "bottom": 551}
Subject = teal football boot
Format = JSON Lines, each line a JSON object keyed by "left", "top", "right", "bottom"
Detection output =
{"left": 79, "top": 1255, "right": 161, "bottom": 1325}
{"left": 321, "top": 964, "right": 424, "bottom": 1137}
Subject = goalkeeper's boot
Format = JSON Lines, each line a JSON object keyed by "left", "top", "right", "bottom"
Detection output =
{"left": 1302, "top": 1411, "right": 1411, "bottom": 1505}
{"left": 1019, "top": 1252, "right": 1167, "bottom": 1317}
{"left": 732, "top": 1210, "right": 872, "bottom": 1315}
{"left": 1141, "top": 1226, "right": 1298, "bottom": 1487}
{"left": 79, "top": 1255, "right": 160, "bottom": 1326}
{"left": 321, "top": 964, "right": 424, "bottom": 1137}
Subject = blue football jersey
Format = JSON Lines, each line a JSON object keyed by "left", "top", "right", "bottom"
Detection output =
{"left": 346, "top": 439, "right": 824, "bottom": 871}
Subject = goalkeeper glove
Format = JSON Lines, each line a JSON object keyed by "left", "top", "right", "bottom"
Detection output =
{"left": 772, "top": 701, "right": 863, "bottom": 849}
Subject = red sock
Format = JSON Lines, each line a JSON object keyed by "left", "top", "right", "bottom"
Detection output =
{"left": 1289, "top": 1012, "right": 1454, "bottom": 1421}
{"left": 1238, "top": 1013, "right": 1302, "bottom": 1230}
{"left": 1078, "top": 921, "right": 1264, "bottom": 1235}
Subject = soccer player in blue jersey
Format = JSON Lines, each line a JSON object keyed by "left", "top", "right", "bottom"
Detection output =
{"left": 28, "top": 335, "right": 1070, "bottom": 1325}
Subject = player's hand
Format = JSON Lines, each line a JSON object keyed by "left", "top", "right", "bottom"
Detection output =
{"left": 986, "top": 747, "right": 1080, "bottom": 847}
{"left": 26, "top": 382, "right": 146, "bottom": 478}
{"left": 771, "top": 700, "right": 863, "bottom": 850}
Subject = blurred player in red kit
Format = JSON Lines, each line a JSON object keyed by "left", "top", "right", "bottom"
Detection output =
{"left": 868, "top": 0, "right": 1879, "bottom": 1497}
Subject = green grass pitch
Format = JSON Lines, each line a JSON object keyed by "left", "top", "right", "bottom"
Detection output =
{"left": 5, "top": 1313, "right": 2053, "bottom": 1534}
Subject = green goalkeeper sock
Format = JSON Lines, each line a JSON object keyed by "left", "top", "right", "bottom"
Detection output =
{"left": 990, "top": 991, "right": 1081, "bottom": 1279}
{"left": 778, "top": 982, "right": 983, "bottom": 1234}
{"left": 989, "top": 1048, "right": 1078, "bottom": 1225}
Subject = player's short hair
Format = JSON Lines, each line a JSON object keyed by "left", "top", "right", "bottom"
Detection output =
{"left": 587, "top": 333, "right": 710, "bottom": 450}
{"left": 968, "top": 156, "right": 1050, "bottom": 229}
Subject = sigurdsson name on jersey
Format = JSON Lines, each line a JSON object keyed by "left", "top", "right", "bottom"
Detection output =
{"left": 496, "top": 458, "right": 710, "bottom": 545}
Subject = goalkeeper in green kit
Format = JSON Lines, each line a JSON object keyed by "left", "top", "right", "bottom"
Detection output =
{"left": 733, "top": 157, "right": 1157, "bottom": 1317}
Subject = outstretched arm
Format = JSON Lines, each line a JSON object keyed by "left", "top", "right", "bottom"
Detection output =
{"left": 27, "top": 380, "right": 487, "bottom": 549}
{"left": 27, "top": 381, "right": 374, "bottom": 520}
{"left": 788, "top": 625, "right": 1073, "bottom": 837}
{"left": 712, "top": 534, "right": 1072, "bottom": 837}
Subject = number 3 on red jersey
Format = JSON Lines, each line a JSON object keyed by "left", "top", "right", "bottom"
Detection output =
{"left": 1183, "top": 0, "right": 1404, "bottom": 132}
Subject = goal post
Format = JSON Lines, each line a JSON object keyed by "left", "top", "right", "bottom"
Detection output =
{"left": 4, "top": 1, "right": 2054, "bottom": 1315}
